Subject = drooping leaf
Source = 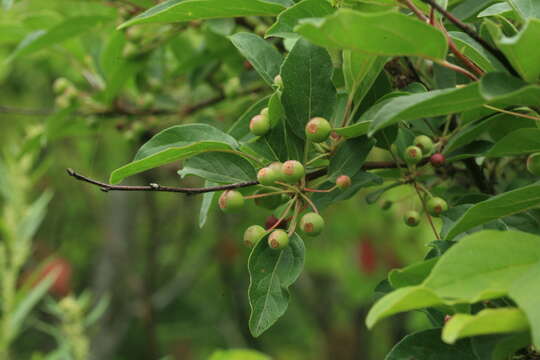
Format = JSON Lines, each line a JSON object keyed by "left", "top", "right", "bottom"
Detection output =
{"left": 118, "top": 0, "right": 287, "bottom": 29}
{"left": 110, "top": 124, "right": 239, "bottom": 184}
{"left": 506, "top": 0, "right": 540, "bottom": 20}
{"left": 388, "top": 258, "right": 438, "bottom": 289}
{"left": 295, "top": 9, "right": 448, "bottom": 59}
{"left": 442, "top": 308, "right": 529, "bottom": 344}
{"left": 280, "top": 39, "right": 336, "bottom": 138}
{"left": 199, "top": 181, "right": 217, "bottom": 228}
{"left": 327, "top": 137, "right": 375, "bottom": 180}
{"left": 229, "top": 33, "right": 282, "bottom": 86}
{"left": 8, "top": 16, "right": 112, "bottom": 61}
{"left": 449, "top": 31, "right": 504, "bottom": 72}
{"left": 385, "top": 328, "right": 478, "bottom": 360}
{"left": 509, "top": 261, "right": 540, "bottom": 347}
{"left": 486, "top": 128, "right": 540, "bottom": 157}
{"left": 179, "top": 152, "right": 257, "bottom": 183}
{"left": 471, "top": 333, "right": 531, "bottom": 360}
{"left": 266, "top": 0, "right": 335, "bottom": 39}
{"left": 445, "top": 184, "right": 540, "bottom": 240}
{"left": 342, "top": 50, "right": 387, "bottom": 106}
{"left": 248, "top": 233, "right": 305, "bottom": 337}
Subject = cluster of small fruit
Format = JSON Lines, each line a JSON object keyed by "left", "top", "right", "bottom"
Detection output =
{"left": 219, "top": 113, "right": 349, "bottom": 251}
{"left": 402, "top": 135, "right": 449, "bottom": 227}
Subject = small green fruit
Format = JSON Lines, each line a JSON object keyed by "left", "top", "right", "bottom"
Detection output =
{"left": 260, "top": 107, "right": 269, "bottom": 117}
{"left": 257, "top": 167, "right": 279, "bottom": 186}
{"left": 281, "top": 160, "right": 305, "bottom": 183}
{"left": 527, "top": 153, "right": 540, "bottom": 176}
{"left": 218, "top": 190, "right": 244, "bottom": 213}
{"left": 404, "top": 210, "right": 420, "bottom": 227}
{"left": 254, "top": 189, "right": 284, "bottom": 209}
{"left": 269, "top": 162, "right": 285, "bottom": 182}
{"left": 274, "top": 74, "right": 283, "bottom": 88}
{"left": 336, "top": 175, "right": 352, "bottom": 189}
{"left": 414, "top": 135, "right": 434, "bottom": 154}
{"left": 300, "top": 212, "right": 325, "bottom": 236}
{"left": 305, "top": 117, "right": 332, "bottom": 143}
{"left": 249, "top": 114, "right": 270, "bottom": 136}
{"left": 243, "top": 225, "right": 266, "bottom": 248}
{"left": 426, "top": 197, "right": 448, "bottom": 217}
{"left": 404, "top": 146, "right": 423, "bottom": 165}
{"left": 268, "top": 229, "right": 289, "bottom": 250}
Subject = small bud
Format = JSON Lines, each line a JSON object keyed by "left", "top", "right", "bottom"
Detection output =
{"left": 426, "top": 197, "right": 448, "bottom": 217}
{"left": 260, "top": 107, "right": 269, "bottom": 117}
{"left": 243, "top": 225, "right": 266, "bottom": 248}
{"left": 527, "top": 153, "right": 540, "bottom": 176}
{"left": 413, "top": 135, "right": 434, "bottom": 154}
{"left": 268, "top": 229, "right": 289, "bottom": 250}
{"left": 249, "top": 114, "right": 270, "bottom": 136}
{"left": 430, "top": 153, "right": 446, "bottom": 168}
{"left": 274, "top": 74, "right": 283, "bottom": 88}
{"left": 305, "top": 117, "right": 332, "bottom": 143}
{"left": 404, "top": 146, "right": 423, "bottom": 165}
{"left": 336, "top": 175, "right": 352, "bottom": 189}
{"left": 300, "top": 212, "right": 325, "bottom": 236}
{"left": 281, "top": 160, "right": 305, "bottom": 184}
{"left": 218, "top": 190, "right": 244, "bottom": 213}
{"left": 403, "top": 210, "right": 420, "bottom": 227}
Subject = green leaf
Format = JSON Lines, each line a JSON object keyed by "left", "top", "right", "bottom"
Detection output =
{"left": 442, "top": 308, "right": 529, "bottom": 344}
{"left": 179, "top": 152, "right": 257, "bottom": 183}
{"left": 295, "top": 9, "right": 448, "bottom": 59}
{"left": 472, "top": 333, "right": 531, "bottom": 360}
{"left": 449, "top": 31, "right": 504, "bottom": 72}
{"left": 229, "top": 33, "right": 282, "bottom": 86}
{"left": 327, "top": 137, "right": 375, "bottom": 180}
{"left": 267, "top": 90, "right": 284, "bottom": 128}
{"left": 118, "top": 0, "right": 286, "bottom": 29}
{"left": 209, "top": 349, "right": 271, "bottom": 360}
{"left": 199, "top": 181, "right": 217, "bottom": 228}
{"left": 509, "top": 261, "right": 540, "bottom": 347}
{"left": 486, "top": 18, "right": 540, "bottom": 83}
{"left": 248, "top": 233, "right": 305, "bottom": 337}
{"left": 445, "top": 184, "right": 540, "bottom": 240}
{"left": 228, "top": 96, "right": 271, "bottom": 142}
{"left": 342, "top": 51, "right": 387, "bottom": 106}
{"left": 367, "top": 83, "right": 484, "bottom": 135}
{"left": 366, "top": 286, "right": 444, "bottom": 329}
{"left": 266, "top": 0, "right": 335, "bottom": 39}
{"left": 8, "top": 16, "right": 111, "bottom": 61}
{"left": 506, "top": 0, "right": 540, "bottom": 20}
{"left": 486, "top": 128, "right": 540, "bottom": 157}
{"left": 385, "top": 328, "right": 478, "bottom": 360}
{"left": 479, "top": 72, "right": 540, "bottom": 105}
{"left": 18, "top": 191, "right": 53, "bottom": 244}
{"left": 110, "top": 124, "right": 239, "bottom": 184}
{"left": 389, "top": 258, "right": 438, "bottom": 289}
{"left": 280, "top": 39, "right": 336, "bottom": 138}
{"left": 333, "top": 121, "right": 371, "bottom": 139}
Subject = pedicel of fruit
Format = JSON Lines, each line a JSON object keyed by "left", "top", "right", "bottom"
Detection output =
{"left": 300, "top": 212, "right": 325, "bottom": 236}
{"left": 268, "top": 229, "right": 289, "bottom": 250}
{"left": 404, "top": 210, "right": 420, "bottom": 227}
{"left": 218, "top": 190, "right": 244, "bottom": 213}
{"left": 249, "top": 114, "right": 270, "bottom": 136}
{"left": 254, "top": 189, "right": 284, "bottom": 210}
{"left": 426, "top": 197, "right": 448, "bottom": 217}
{"left": 413, "top": 135, "right": 434, "bottom": 154}
{"left": 243, "top": 225, "right": 266, "bottom": 248}
{"left": 336, "top": 175, "right": 352, "bottom": 189}
{"left": 281, "top": 160, "right": 305, "bottom": 183}
{"left": 404, "top": 146, "right": 423, "bottom": 165}
{"left": 305, "top": 117, "right": 332, "bottom": 143}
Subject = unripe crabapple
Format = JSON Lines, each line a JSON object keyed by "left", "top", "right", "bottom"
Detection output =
{"left": 281, "top": 160, "right": 305, "bottom": 183}
{"left": 404, "top": 146, "right": 423, "bottom": 165}
{"left": 414, "top": 135, "right": 434, "bottom": 154}
{"left": 305, "top": 117, "right": 332, "bottom": 143}
{"left": 268, "top": 229, "right": 289, "bottom": 250}
{"left": 249, "top": 114, "right": 270, "bottom": 136}
{"left": 257, "top": 167, "right": 279, "bottom": 186}
{"left": 336, "top": 175, "right": 352, "bottom": 189}
{"left": 218, "top": 190, "right": 244, "bottom": 213}
{"left": 404, "top": 210, "right": 421, "bottom": 227}
{"left": 300, "top": 212, "right": 325, "bottom": 236}
{"left": 426, "top": 197, "right": 448, "bottom": 217}
{"left": 243, "top": 225, "right": 266, "bottom": 248}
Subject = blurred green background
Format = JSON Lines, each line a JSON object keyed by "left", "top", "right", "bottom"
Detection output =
{"left": 0, "top": 1, "right": 437, "bottom": 358}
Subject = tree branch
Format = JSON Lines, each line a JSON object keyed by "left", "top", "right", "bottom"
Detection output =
{"left": 420, "top": 0, "right": 519, "bottom": 77}
{"left": 67, "top": 160, "right": 420, "bottom": 195}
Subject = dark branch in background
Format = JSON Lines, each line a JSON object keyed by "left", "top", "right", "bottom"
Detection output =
{"left": 67, "top": 160, "right": 427, "bottom": 195}
{"left": 420, "top": 0, "right": 519, "bottom": 77}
